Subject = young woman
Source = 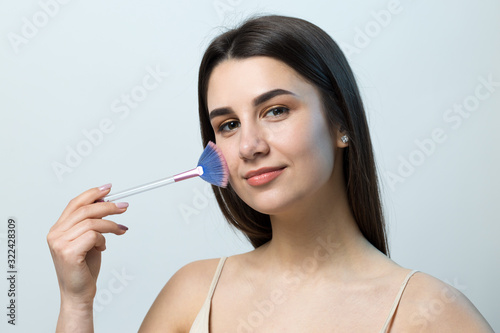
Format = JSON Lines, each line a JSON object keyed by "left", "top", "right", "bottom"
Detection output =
{"left": 47, "top": 15, "right": 493, "bottom": 332}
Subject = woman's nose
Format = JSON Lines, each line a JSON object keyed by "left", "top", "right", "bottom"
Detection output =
{"left": 238, "top": 123, "right": 270, "bottom": 160}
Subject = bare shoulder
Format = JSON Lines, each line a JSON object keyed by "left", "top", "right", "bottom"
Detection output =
{"left": 392, "top": 271, "right": 494, "bottom": 332}
{"left": 138, "top": 257, "right": 223, "bottom": 333}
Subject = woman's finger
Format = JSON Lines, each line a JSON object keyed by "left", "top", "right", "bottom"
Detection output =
{"left": 61, "top": 230, "right": 106, "bottom": 263}
{"left": 60, "top": 218, "right": 128, "bottom": 243}
{"left": 56, "top": 201, "right": 128, "bottom": 232}
{"left": 56, "top": 185, "right": 112, "bottom": 225}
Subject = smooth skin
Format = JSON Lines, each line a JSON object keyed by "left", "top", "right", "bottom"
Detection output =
{"left": 49, "top": 56, "right": 494, "bottom": 332}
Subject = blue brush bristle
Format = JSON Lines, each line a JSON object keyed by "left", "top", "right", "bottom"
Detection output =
{"left": 197, "top": 141, "right": 229, "bottom": 187}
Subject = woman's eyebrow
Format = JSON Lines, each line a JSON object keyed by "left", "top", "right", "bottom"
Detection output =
{"left": 209, "top": 88, "right": 297, "bottom": 121}
{"left": 209, "top": 107, "right": 234, "bottom": 121}
{"left": 252, "top": 88, "right": 297, "bottom": 106}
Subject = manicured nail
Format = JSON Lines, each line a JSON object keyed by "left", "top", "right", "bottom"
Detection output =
{"left": 115, "top": 202, "right": 129, "bottom": 209}
{"left": 117, "top": 224, "right": 129, "bottom": 231}
{"left": 99, "top": 183, "right": 112, "bottom": 191}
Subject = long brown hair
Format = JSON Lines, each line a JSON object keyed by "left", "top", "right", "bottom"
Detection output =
{"left": 198, "top": 15, "right": 389, "bottom": 255}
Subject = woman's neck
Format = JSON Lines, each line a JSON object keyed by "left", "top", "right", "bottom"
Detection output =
{"left": 253, "top": 166, "right": 388, "bottom": 281}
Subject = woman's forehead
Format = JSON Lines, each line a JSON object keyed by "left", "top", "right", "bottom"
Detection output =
{"left": 206, "top": 57, "right": 313, "bottom": 109}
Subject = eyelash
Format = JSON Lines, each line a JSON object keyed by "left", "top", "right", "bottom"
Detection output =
{"left": 216, "top": 106, "right": 290, "bottom": 133}
{"left": 264, "top": 106, "right": 289, "bottom": 118}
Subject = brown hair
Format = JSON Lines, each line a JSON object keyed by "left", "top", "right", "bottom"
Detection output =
{"left": 198, "top": 15, "right": 389, "bottom": 255}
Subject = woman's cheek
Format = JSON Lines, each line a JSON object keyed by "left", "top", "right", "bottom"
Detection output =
{"left": 268, "top": 116, "right": 310, "bottom": 150}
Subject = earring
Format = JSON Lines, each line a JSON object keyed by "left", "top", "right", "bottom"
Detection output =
{"left": 341, "top": 135, "right": 349, "bottom": 144}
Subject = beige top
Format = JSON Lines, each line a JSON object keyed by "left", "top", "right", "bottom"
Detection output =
{"left": 189, "top": 257, "right": 419, "bottom": 333}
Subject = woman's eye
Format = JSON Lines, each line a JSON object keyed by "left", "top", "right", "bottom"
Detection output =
{"left": 264, "top": 106, "right": 289, "bottom": 117}
{"left": 218, "top": 120, "right": 240, "bottom": 132}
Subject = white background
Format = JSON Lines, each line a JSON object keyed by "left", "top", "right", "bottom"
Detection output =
{"left": 1, "top": 0, "right": 499, "bottom": 331}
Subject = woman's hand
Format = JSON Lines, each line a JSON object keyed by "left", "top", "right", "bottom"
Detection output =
{"left": 47, "top": 184, "right": 129, "bottom": 308}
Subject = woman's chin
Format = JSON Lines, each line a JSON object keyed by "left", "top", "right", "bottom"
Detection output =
{"left": 243, "top": 195, "right": 301, "bottom": 217}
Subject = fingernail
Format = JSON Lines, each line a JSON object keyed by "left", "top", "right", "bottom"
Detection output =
{"left": 115, "top": 202, "right": 129, "bottom": 209}
{"left": 99, "top": 183, "right": 112, "bottom": 191}
{"left": 117, "top": 224, "right": 129, "bottom": 231}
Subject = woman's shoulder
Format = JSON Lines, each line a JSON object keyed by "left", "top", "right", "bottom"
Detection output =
{"left": 173, "top": 257, "right": 225, "bottom": 287}
{"left": 138, "top": 257, "right": 225, "bottom": 333}
{"left": 393, "top": 270, "right": 493, "bottom": 332}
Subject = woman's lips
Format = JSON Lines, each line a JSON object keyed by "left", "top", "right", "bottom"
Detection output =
{"left": 245, "top": 167, "right": 286, "bottom": 186}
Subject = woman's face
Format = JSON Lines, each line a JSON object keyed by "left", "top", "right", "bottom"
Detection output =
{"left": 207, "top": 56, "right": 344, "bottom": 215}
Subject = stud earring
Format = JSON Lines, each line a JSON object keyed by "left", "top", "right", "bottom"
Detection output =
{"left": 341, "top": 135, "right": 349, "bottom": 144}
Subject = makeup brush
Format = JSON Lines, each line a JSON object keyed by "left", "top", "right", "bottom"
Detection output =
{"left": 101, "top": 141, "right": 228, "bottom": 202}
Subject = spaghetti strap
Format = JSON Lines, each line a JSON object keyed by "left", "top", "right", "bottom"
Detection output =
{"left": 379, "top": 269, "right": 419, "bottom": 333}
{"left": 189, "top": 257, "right": 228, "bottom": 333}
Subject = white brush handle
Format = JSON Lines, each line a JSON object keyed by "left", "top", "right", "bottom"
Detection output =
{"left": 103, "top": 166, "right": 203, "bottom": 202}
